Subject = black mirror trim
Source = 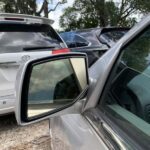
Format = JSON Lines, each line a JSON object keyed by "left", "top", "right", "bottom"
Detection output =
{"left": 20, "top": 53, "right": 89, "bottom": 123}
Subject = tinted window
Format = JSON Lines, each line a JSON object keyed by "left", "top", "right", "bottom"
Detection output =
{"left": 100, "top": 29, "right": 129, "bottom": 44}
{"left": 102, "top": 26, "right": 150, "bottom": 143}
{"left": 60, "top": 32, "right": 89, "bottom": 48}
{"left": 78, "top": 31, "right": 101, "bottom": 46}
{"left": 0, "top": 24, "right": 62, "bottom": 53}
{"left": 60, "top": 32, "right": 75, "bottom": 42}
{"left": 74, "top": 34, "right": 88, "bottom": 43}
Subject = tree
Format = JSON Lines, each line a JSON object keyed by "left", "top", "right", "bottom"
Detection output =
{"left": 0, "top": 0, "right": 36, "bottom": 14}
{"left": 133, "top": 0, "right": 150, "bottom": 13}
{"left": 36, "top": 0, "right": 67, "bottom": 18}
{"left": 59, "top": 0, "right": 149, "bottom": 31}
{"left": 0, "top": 0, "right": 67, "bottom": 18}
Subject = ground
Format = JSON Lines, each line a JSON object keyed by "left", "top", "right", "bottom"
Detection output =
{"left": 0, "top": 114, "right": 51, "bottom": 150}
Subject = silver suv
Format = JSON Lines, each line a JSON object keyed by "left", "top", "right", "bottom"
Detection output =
{"left": 0, "top": 13, "right": 67, "bottom": 115}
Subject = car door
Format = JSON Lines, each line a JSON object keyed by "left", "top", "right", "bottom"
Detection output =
{"left": 83, "top": 18, "right": 150, "bottom": 149}
{"left": 50, "top": 16, "right": 150, "bottom": 150}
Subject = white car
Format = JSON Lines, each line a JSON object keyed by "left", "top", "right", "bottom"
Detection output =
{"left": 0, "top": 13, "right": 67, "bottom": 115}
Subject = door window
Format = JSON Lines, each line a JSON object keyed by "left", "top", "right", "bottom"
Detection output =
{"left": 102, "top": 26, "right": 150, "bottom": 138}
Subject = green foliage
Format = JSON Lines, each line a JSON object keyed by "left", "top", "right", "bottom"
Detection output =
{"left": 60, "top": 0, "right": 100, "bottom": 30}
{"left": 0, "top": 0, "right": 67, "bottom": 18}
{"left": 0, "top": 0, "right": 16, "bottom": 13}
{"left": 59, "top": 0, "right": 150, "bottom": 31}
{"left": 0, "top": 0, "right": 36, "bottom": 14}
{"left": 59, "top": 5, "right": 99, "bottom": 31}
{"left": 17, "top": 0, "right": 36, "bottom": 15}
{"left": 133, "top": 0, "right": 150, "bottom": 13}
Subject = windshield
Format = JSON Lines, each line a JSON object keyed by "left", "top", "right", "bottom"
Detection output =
{"left": 0, "top": 24, "right": 63, "bottom": 53}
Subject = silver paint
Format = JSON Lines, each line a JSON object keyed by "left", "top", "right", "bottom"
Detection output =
{"left": 15, "top": 15, "right": 150, "bottom": 150}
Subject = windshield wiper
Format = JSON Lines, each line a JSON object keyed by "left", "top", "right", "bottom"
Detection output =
{"left": 23, "top": 46, "right": 55, "bottom": 51}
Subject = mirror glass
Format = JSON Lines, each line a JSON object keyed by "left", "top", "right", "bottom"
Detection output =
{"left": 27, "top": 57, "right": 87, "bottom": 118}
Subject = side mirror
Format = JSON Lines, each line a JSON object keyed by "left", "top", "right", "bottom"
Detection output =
{"left": 16, "top": 53, "right": 89, "bottom": 124}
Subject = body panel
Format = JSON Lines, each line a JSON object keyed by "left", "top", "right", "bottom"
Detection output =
{"left": 0, "top": 51, "right": 52, "bottom": 114}
{"left": 50, "top": 114, "right": 108, "bottom": 150}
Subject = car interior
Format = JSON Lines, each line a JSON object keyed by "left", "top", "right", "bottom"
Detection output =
{"left": 108, "top": 62, "right": 150, "bottom": 124}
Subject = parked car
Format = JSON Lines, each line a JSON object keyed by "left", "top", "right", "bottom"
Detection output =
{"left": 0, "top": 13, "right": 68, "bottom": 115}
{"left": 60, "top": 27, "right": 130, "bottom": 66}
{"left": 16, "top": 15, "right": 150, "bottom": 149}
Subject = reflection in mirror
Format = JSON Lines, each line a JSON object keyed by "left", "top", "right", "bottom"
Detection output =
{"left": 27, "top": 57, "right": 87, "bottom": 118}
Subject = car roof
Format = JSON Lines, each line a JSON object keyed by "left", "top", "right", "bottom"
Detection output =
{"left": 0, "top": 13, "right": 54, "bottom": 25}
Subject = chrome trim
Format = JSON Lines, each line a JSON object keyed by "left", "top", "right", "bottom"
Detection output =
{"left": 102, "top": 123, "right": 127, "bottom": 150}
{"left": 84, "top": 109, "right": 133, "bottom": 150}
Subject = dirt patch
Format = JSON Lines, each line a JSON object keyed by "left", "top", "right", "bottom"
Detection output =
{"left": 0, "top": 114, "right": 51, "bottom": 150}
{"left": 7, "top": 135, "right": 51, "bottom": 150}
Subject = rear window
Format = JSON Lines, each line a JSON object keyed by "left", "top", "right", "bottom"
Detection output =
{"left": 101, "top": 31, "right": 127, "bottom": 42}
{"left": 77, "top": 31, "right": 101, "bottom": 46}
{"left": 100, "top": 28, "right": 129, "bottom": 43}
{"left": 0, "top": 24, "right": 63, "bottom": 53}
{"left": 60, "top": 32, "right": 90, "bottom": 48}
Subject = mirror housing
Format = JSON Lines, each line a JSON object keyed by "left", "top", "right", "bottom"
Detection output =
{"left": 15, "top": 53, "right": 89, "bottom": 125}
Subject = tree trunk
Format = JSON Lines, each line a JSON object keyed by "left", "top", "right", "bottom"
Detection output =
{"left": 44, "top": 0, "right": 49, "bottom": 18}
{"left": 96, "top": 0, "right": 108, "bottom": 27}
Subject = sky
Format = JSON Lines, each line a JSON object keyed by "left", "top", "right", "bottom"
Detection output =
{"left": 50, "top": 0, "right": 74, "bottom": 30}
{"left": 37, "top": 0, "right": 74, "bottom": 30}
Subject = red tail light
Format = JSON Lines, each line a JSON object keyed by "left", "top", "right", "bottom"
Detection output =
{"left": 4, "top": 18, "right": 24, "bottom": 21}
{"left": 52, "top": 48, "right": 70, "bottom": 54}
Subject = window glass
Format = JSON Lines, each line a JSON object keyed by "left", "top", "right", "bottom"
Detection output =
{"left": 60, "top": 32, "right": 75, "bottom": 43}
{"left": 60, "top": 32, "right": 89, "bottom": 47}
{"left": 28, "top": 59, "right": 80, "bottom": 104}
{"left": 74, "top": 34, "right": 89, "bottom": 44}
{"left": 27, "top": 58, "right": 87, "bottom": 118}
{"left": 0, "top": 24, "right": 62, "bottom": 53}
{"left": 100, "top": 30, "right": 128, "bottom": 42}
{"left": 78, "top": 31, "right": 101, "bottom": 46}
{"left": 103, "top": 26, "right": 150, "bottom": 137}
